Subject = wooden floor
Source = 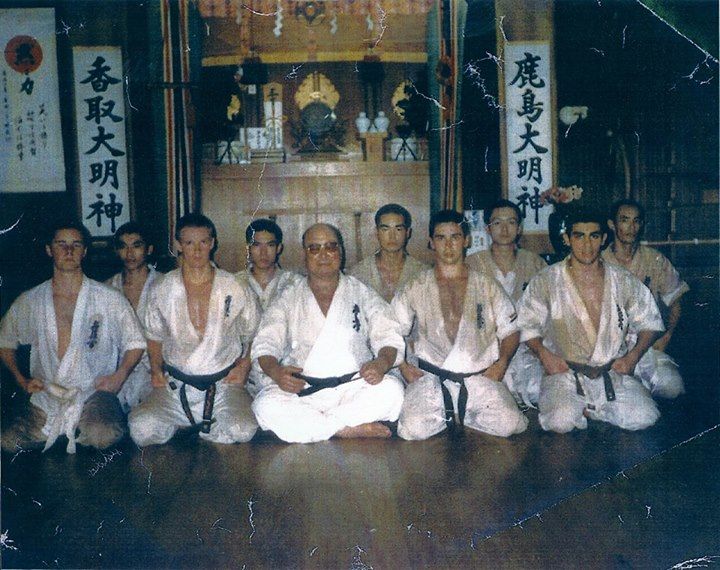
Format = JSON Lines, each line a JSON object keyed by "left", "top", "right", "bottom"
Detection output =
{"left": 2, "top": 363, "right": 718, "bottom": 569}
{"left": 2, "top": 273, "right": 719, "bottom": 569}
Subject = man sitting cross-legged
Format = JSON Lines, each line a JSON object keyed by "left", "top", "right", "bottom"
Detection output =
{"left": 251, "top": 223, "right": 405, "bottom": 443}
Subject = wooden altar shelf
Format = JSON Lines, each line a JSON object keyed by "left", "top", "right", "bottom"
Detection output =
{"left": 201, "top": 160, "right": 430, "bottom": 272}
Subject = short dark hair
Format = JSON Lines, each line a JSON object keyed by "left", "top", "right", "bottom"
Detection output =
{"left": 245, "top": 218, "right": 283, "bottom": 244}
{"left": 175, "top": 213, "right": 217, "bottom": 242}
{"left": 302, "top": 223, "right": 346, "bottom": 271}
{"left": 113, "top": 221, "right": 151, "bottom": 249}
{"left": 610, "top": 199, "right": 645, "bottom": 223}
{"left": 429, "top": 209, "right": 469, "bottom": 237}
{"left": 564, "top": 207, "right": 608, "bottom": 235}
{"left": 46, "top": 220, "right": 92, "bottom": 247}
{"left": 374, "top": 203, "right": 412, "bottom": 228}
{"left": 483, "top": 199, "right": 523, "bottom": 226}
{"left": 175, "top": 213, "right": 218, "bottom": 257}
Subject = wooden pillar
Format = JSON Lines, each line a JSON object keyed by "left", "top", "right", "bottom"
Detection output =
{"left": 495, "top": 0, "right": 556, "bottom": 253}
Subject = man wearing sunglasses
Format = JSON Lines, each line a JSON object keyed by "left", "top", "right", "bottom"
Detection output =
{"left": 0, "top": 221, "right": 145, "bottom": 453}
{"left": 251, "top": 223, "right": 405, "bottom": 443}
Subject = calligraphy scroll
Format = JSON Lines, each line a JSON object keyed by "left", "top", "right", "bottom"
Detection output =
{"left": 503, "top": 42, "right": 554, "bottom": 233}
{"left": 0, "top": 8, "right": 66, "bottom": 193}
{"left": 73, "top": 46, "right": 130, "bottom": 237}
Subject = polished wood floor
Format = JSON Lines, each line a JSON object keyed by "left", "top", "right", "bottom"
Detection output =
{"left": 2, "top": 360, "right": 717, "bottom": 569}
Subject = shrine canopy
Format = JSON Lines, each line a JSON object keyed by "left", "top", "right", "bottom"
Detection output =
{"left": 199, "top": 0, "right": 432, "bottom": 65}
{"left": 198, "top": 0, "right": 434, "bottom": 19}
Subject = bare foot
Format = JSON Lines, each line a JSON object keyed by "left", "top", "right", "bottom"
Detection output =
{"left": 335, "top": 422, "right": 391, "bottom": 439}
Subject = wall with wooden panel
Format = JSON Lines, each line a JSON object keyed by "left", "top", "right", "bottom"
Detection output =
{"left": 202, "top": 160, "right": 432, "bottom": 273}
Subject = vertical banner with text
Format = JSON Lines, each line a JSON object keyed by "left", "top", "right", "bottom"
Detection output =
{"left": 504, "top": 42, "right": 553, "bottom": 233}
{"left": 73, "top": 46, "right": 130, "bottom": 237}
{"left": 0, "top": 8, "right": 66, "bottom": 193}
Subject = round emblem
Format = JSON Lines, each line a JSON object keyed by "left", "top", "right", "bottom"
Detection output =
{"left": 4, "top": 35, "right": 43, "bottom": 74}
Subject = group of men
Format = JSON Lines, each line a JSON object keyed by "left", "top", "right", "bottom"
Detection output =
{"left": 0, "top": 197, "right": 688, "bottom": 452}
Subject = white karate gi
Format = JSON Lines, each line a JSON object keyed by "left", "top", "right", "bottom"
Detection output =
{"left": 106, "top": 267, "right": 160, "bottom": 410}
{"left": 349, "top": 254, "right": 428, "bottom": 302}
{"left": 467, "top": 249, "right": 546, "bottom": 406}
{"left": 391, "top": 269, "right": 528, "bottom": 440}
{"left": 128, "top": 269, "right": 261, "bottom": 446}
{"left": 602, "top": 245, "right": 689, "bottom": 398}
{"left": 517, "top": 259, "right": 665, "bottom": 433}
{"left": 235, "top": 267, "right": 302, "bottom": 311}
{"left": 236, "top": 268, "right": 302, "bottom": 397}
{"left": 0, "top": 278, "right": 146, "bottom": 453}
{"left": 251, "top": 275, "right": 405, "bottom": 443}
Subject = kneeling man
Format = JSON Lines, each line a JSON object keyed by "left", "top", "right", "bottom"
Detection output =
{"left": 392, "top": 210, "right": 528, "bottom": 440}
{"left": 236, "top": 218, "right": 301, "bottom": 311}
{"left": 517, "top": 209, "right": 663, "bottom": 433}
{"left": 251, "top": 223, "right": 405, "bottom": 443}
{"left": 107, "top": 222, "right": 161, "bottom": 410}
{"left": 1, "top": 221, "right": 145, "bottom": 453}
{"left": 466, "top": 199, "right": 546, "bottom": 407}
{"left": 129, "top": 214, "right": 261, "bottom": 446}
{"left": 603, "top": 199, "right": 688, "bottom": 398}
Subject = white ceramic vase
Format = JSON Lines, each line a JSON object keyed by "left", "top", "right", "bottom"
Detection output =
{"left": 355, "top": 112, "right": 371, "bottom": 133}
{"left": 373, "top": 111, "right": 390, "bottom": 133}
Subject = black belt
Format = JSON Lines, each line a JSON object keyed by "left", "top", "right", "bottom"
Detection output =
{"left": 417, "top": 359, "right": 486, "bottom": 434}
{"left": 294, "top": 371, "right": 359, "bottom": 397}
{"left": 566, "top": 360, "right": 616, "bottom": 404}
{"left": 164, "top": 362, "right": 236, "bottom": 433}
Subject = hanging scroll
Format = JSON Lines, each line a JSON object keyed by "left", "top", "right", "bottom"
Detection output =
{"left": 73, "top": 46, "right": 130, "bottom": 236}
{"left": 0, "top": 8, "right": 66, "bottom": 193}
{"left": 503, "top": 42, "right": 554, "bottom": 233}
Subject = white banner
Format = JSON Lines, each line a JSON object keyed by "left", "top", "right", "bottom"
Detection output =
{"left": 73, "top": 46, "right": 130, "bottom": 237}
{"left": 0, "top": 8, "right": 66, "bottom": 193}
{"left": 504, "top": 42, "right": 553, "bottom": 233}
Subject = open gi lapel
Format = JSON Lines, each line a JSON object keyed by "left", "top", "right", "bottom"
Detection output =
{"left": 439, "top": 273, "right": 478, "bottom": 374}
{"left": 302, "top": 276, "right": 358, "bottom": 376}
{"left": 562, "top": 260, "right": 599, "bottom": 352}
{"left": 589, "top": 267, "right": 616, "bottom": 364}
{"left": 55, "top": 277, "right": 93, "bottom": 388}
{"left": 184, "top": 270, "right": 223, "bottom": 372}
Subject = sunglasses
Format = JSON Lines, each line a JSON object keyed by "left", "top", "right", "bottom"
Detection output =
{"left": 305, "top": 241, "right": 340, "bottom": 255}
